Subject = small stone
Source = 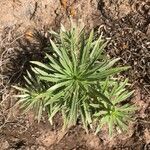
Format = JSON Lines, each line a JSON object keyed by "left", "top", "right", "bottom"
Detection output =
{"left": 30, "top": 145, "right": 37, "bottom": 150}
{"left": 37, "top": 146, "right": 46, "bottom": 150}
{"left": 1, "top": 140, "right": 9, "bottom": 149}
{"left": 36, "top": 130, "right": 57, "bottom": 147}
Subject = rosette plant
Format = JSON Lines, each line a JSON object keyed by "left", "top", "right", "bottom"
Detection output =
{"left": 13, "top": 24, "right": 135, "bottom": 135}
{"left": 91, "top": 78, "right": 135, "bottom": 136}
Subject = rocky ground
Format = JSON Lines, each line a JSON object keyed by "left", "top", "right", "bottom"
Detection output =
{"left": 0, "top": 0, "right": 150, "bottom": 149}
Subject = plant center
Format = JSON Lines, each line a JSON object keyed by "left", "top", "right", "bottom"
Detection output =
{"left": 73, "top": 75, "right": 78, "bottom": 80}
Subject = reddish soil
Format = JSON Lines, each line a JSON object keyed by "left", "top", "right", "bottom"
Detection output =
{"left": 0, "top": 0, "right": 150, "bottom": 150}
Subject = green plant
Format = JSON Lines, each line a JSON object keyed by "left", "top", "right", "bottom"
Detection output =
{"left": 13, "top": 24, "right": 135, "bottom": 136}
{"left": 91, "top": 78, "right": 135, "bottom": 136}
{"left": 13, "top": 71, "right": 49, "bottom": 123}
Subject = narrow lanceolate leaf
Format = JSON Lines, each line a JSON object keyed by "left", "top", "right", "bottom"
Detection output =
{"left": 83, "top": 63, "right": 104, "bottom": 77}
{"left": 116, "top": 117, "right": 128, "bottom": 131}
{"left": 90, "top": 41, "right": 108, "bottom": 65}
{"left": 68, "top": 88, "right": 78, "bottom": 126}
{"left": 50, "top": 39, "right": 62, "bottom": 58}
{"left": 90, "top": 34, "right": 103, "bottom": 59}
{"left": 83, "top": 101, "right": 92, "bottom": 125}
{"left": 24, "top": 76, "right": 32, "bottom": 85}
{"left": 23, "top": 100, "right": 36, "bottom": 113}
{"left": 47, "top": 81, "right": 70, "bottom": 92}
{"left": 49, "top": 30, "right": 60, "bottom": 38}
{"left": 45, "top": 91, "right": 64, "bottom": 105}
{"left": 81, "top": 30, "right": 94, "bottom": 64}
{"left": 90, "top": 87, "right": 112, "bottom": 105}
{"left": 60, "top": 23, "right": 66, "bottom": 32}
{"left": 90, "top": 103, "right": 100, "bottom": 108}
{"left": 90, "top": 37, "right": 100, "bottom": 59}
{"left": 39, "top": 75, "right": 60, "bottom": 82}
{"left": 100, "top": 115, "right": 109, "bottom": 128}
{"left": 70, "top": 49, "right": 77, "bottom": 74}
{"left": 61, "top": 47, "right": 73, "bottom": 71}
{"left": 100, "top": 58, "right": 120, "bottom": 71}
{"left": 114, "top": 79, "right": 128, "bottom": 94}
{"left": 80, "top": 107, "right": 89, "bottom": 133}
{"left": 37, "top": 103, "right": 43, "bottom": 123}
{"left": 46, "top": 53, "right": 66, "bottom": 74}
{"left": 118, "top": 104, "right": 137, "bottom": 112}
{"left": 49, "top": 104, "right": 61, "bottom": 124}
{"left": 108, "top": 116, "right": 113, "bottom": 136}
{"left": 91, "top": 66, "right": 131, "bottom": 80}
{"left": 95, "top": 124, "right": 101, "bottom": 135}
{"left": 26, "top": 70, "right": 32, "bottom": 79}
{"left": 13, "top": 94, "right": 29, "bottom": 98}
{"left": 102, "top": 77, "right": 109, "bottom": 92}
{"left": 113, "top": 90, "right": 134, "bottom": 104}
{"left": 32, "top": 67, "right": 49, "bottom": 76}
{"left": 93, "top": 111, "right": 107, "bottom": 117}
{"left": 12, "top": 86, "right": 29, "bottom": 92}
{"left": 59, "top": 57, "right": 71, "bottom": 74}
{"left": 30, "top": 61, "right": 52, "bottom": 71}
